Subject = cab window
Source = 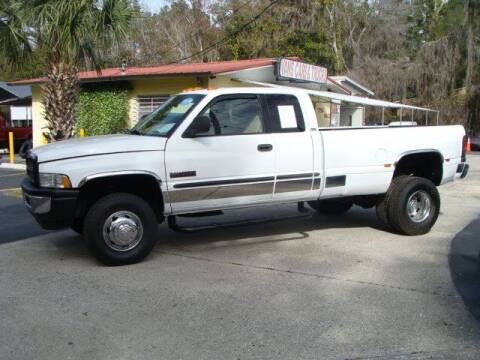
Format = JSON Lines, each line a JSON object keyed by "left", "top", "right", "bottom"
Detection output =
{"left": 194, "top": 95, "right": 264, "bottom": 136}
{"left": 263, "top": 94, "right": 305, "bottom": 132}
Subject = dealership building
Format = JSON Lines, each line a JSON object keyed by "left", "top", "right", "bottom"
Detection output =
{"left": 12, "top": 57, "right": 382, "bottom": 147}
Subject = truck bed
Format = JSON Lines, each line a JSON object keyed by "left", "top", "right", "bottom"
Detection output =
{"left": 319, "top": 125, "right": 465, "bottom": 197}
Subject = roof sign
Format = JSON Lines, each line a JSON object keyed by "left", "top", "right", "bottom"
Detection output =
{"left": 276, "top": 58, "right": 327, "bottom": 84}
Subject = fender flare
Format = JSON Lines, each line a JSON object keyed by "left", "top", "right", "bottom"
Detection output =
{"left": 394, "top": 149, "right": 444, "bottom": 166}
{"left": 78, "top": 170, "right": 162, "bottom": 188}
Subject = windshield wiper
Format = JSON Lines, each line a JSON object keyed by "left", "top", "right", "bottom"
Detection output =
{"left": 128, "top": 129, "right": 143, "bottom": 135}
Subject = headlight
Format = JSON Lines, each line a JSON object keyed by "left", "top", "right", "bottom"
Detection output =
{"left": 38, "top": 173, "right": 72, "bottom": 189}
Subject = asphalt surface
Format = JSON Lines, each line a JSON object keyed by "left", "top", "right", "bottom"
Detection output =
{"left": 0, "top": 168, "right": 49, "bottom": 243}
{"left": 0, "top": 155, "right": 480, "bottom": 360}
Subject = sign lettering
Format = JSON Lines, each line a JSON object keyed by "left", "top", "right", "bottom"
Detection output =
{"left": 277, "top": 58, "right": 327, "bottom": 84}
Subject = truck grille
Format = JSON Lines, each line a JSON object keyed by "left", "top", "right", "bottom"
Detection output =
{"left": 26, "top": 152, "right": 38, "bottom": 185}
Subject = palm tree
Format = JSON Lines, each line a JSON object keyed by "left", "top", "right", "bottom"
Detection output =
{"left": 0, "top": 0, "right": 133, "bottom": 141}
{"left": 0, "top": 2, "right": 30, "bottom": 63}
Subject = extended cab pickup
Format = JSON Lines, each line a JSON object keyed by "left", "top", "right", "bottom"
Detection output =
{"left": 22, "top": 88, "right": 470, "bottom": 265}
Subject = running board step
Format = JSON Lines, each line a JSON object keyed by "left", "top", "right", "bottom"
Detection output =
{"left": 177, "top": 210, "right": 224, "bottom": 218}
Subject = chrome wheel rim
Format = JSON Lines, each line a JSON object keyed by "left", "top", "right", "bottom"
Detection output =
{"left": 406, "top": 190, "right": 431, "bottom": 223}
{"left": 103, "top": 211, "right": 143, "bottom": 252}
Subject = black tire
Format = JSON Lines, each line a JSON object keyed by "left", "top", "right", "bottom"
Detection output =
{"left": 18, "top": 139, "right": 32, "bottom": 159}
{"left": 375, "top": 175, "right": 409, "bottom": 229}
{"left": 83, "top": 193, "right": 158, "bottom": 265}
{"left": 308, "top": 198, "right": 353, "bottom": 215}
{"left": 375, "top": 196, "right": 390, "bottom": 229}
{"left": 387, "top": 176, "right": 440, "bottom": 235}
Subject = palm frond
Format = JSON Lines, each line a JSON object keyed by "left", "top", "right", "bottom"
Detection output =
{"left": 0, "top": 0, "right": 32, "bottom": 66}
{"left": 27, "top": 0, "right": 132, "bottom": 68}
{"left": 96, "top": 0, "right": 133, "bottom": 46}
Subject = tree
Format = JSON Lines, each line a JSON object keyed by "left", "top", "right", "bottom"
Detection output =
{"left": 2, "top": 0, "right": 478, "bottom": 130}
{"left": 465, "top": 0, "right": 480, "bottom": 134}
{"left": 0, "top": 1, "right": 30, "bottom": 63}
{"left": 0, "top": 0, "right": 133, "bottom": 141}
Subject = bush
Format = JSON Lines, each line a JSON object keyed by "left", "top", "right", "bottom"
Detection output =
{"left": 76, "top": 83, "right": 129, "bottom": 136}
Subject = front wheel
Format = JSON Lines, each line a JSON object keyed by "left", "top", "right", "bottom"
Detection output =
{"left": 387, "top": 176, "right": 440, "bottom": 235}
{"left": 83, "top": 193, "right": 158, "bottom": 265}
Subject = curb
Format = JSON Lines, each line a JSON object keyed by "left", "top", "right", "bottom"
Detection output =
{"left": 0, "top": 163, "right": 26, "bottom": 170}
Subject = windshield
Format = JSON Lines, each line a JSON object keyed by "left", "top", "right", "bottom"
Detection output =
{"left": 131, "top": 94, "right": 205, "bottom": 137}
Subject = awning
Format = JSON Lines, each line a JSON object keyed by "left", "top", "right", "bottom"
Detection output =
{"left": 238, "top": 80, "right": 437, "bottom": 113}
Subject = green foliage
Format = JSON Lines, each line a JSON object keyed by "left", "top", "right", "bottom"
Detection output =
{"left": 277, "top": 30, "right": 338, "bottom": 74}
{"left": 76, "top": 84, "right": 129, "bottom": 136}
{"left": 0, "top": 1, "right": 31, "bottom": 66}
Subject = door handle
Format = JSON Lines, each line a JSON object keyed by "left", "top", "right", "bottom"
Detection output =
{"left": 257, "top": 144, "right": 273, "bottom": 152}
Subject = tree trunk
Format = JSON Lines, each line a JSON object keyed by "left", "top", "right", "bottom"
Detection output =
{"left": 465, "top": 0, "right": 479, "bottom": 134}
{"left": 42, "top": 63, "right": 79, "bottom": 141}
{"left": 326, "top": 4, "right": 347, "bottom": 73}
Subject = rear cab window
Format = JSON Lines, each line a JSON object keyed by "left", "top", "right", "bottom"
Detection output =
{"left": 263, "top": 94, "right": 305, "bottom": 133}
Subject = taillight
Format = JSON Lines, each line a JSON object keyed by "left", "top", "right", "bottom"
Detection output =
{"left": 461, "top": 135, "right": 467, "bottom": 162}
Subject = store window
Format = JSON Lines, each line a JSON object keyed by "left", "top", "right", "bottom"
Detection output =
{"left": 309, "top": 95, "right": 331, "bottom": 127}
{"left": 330, "top": 102, "right": 341, "bottom": 127}
{"left": 10, "top": 106, "right": 32, "bottom": 128}
{"left": 137, "top": 95, "right": 169, "bottom": 120}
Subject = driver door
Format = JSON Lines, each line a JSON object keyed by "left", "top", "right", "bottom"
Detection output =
{"left": 165, "top": 94, "right": 276, "bottom": 214}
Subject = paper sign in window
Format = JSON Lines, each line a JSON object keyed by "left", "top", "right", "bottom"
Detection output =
{"left": 277, "top": 105, "right": 297, "bottom": 128}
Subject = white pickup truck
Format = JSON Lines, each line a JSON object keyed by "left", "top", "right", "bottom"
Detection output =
{"left": 22, "top": 88, "right": 469, "bottom": 265}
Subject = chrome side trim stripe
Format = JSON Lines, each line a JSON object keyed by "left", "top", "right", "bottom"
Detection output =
{"left": 169, "top": 181, "right": 274, "bottom": 203}
{"left": 275, "top": 178, "right": 313, "bottom": 193}
{"left": 326, "top": 175, "right": 346, "bottom": 188}
{"left": 277, "top": 173, "right": 312, "bottom": 180}
{"left": 173, "top": 176, "right": 275, "bottom": 189}
{"left": 276, "top": 172, "right": 320, "bottom": 180}
{"left": 169, "top": 173, "right": 323, "bottom": 203}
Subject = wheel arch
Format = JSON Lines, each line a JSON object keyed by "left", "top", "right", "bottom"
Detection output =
{"left": 76, "top": 172, "right": 164, "bottom": 222}
{"left": 393, "top": 149, "right": 444, "bottom": 186}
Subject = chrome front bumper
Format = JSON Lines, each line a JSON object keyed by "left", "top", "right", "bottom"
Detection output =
{"left": 23, "top": 193, "right": 52, "bottom": 214}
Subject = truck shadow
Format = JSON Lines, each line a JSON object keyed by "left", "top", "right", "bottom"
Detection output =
{"left": 0, "top": 202, "right": 50, "bottom": 245}
{"left": 38, "top": 205, "right": 390, "bottom": 265}
{"left": 160, "top": 205, "right": 388, "bottom": 249}
{"left": 449, "top": 215, "right": 480, "bottom": 323}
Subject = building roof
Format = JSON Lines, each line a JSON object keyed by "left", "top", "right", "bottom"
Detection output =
{"left": 10, "top": 58, "right": 289, "bottom": 85}
{"left": 330, "top": 76, "right": 374, "bottom": 97}
{"left": 0, "top": 81, "right": 32, "bottom": 99}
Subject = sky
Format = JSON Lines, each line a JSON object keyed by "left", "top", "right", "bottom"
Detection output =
{"left": 141, "top": 0, "right": 168, "bottom": 13}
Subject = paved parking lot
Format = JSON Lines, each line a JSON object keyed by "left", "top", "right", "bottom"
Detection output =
{"left": 0, "top": 155, "right": 479, "bottom": 360}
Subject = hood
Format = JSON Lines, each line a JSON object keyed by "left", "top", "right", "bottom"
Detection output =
{"left": 33, "top": 134, "right": 167, "bottom": 163}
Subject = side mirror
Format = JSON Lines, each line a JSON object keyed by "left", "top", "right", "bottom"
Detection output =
{"left": 184, "top": 115, "right": 211, "bottom": 137}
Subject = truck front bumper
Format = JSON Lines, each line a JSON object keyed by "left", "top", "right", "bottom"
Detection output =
{"left": 21, "top": 179, "right": 79, "bottom": 230}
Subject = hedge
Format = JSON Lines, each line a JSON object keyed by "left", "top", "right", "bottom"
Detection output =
{"left": 76, "top": 83, "right": 129, "bottom": 136}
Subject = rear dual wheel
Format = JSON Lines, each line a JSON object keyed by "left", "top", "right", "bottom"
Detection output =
{"left": 376, "top": 176, "right": 440, "bottom": 235}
